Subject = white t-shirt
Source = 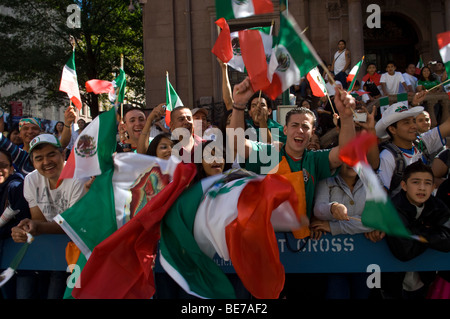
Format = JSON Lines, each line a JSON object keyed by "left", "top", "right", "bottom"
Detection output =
{"left": 380, "top": 72, "right": 405, "bottom": 94}
{"left": 24, "top": 170, "right": 88, "bottom": 221}
{"left": 377, "top": 127, "right": 446, "bottom": 190}
{"left": 333, "top": 50, "right": 348, "bottom": 74}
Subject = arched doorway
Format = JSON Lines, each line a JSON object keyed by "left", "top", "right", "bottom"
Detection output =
{"left": 364, "top": 12, "right": 420, "bottom": 73}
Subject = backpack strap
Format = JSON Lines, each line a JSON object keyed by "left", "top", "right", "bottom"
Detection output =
{"left": 413, "top": 137, "right": 432, "bottom": 164}
{"left": 380, "top": 142, "right": 406, "bottom": 197}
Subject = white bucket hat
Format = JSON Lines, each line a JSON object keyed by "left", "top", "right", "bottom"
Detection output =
{"left": 375, "top": 102, "right": 424, "bottom": 139}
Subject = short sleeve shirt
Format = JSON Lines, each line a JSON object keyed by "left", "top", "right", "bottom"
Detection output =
{"left": 243, "top": 142, "right": 334, "bottom": 216}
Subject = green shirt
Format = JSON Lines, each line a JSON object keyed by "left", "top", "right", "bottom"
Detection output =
{"left": 243, "top": 141, "right": 335, "bottom": 217}
{"left": 245, "top": 118, "right": 287, "bottom": 144}
{"left": 418, "top": 79, "right": 440, "bottom": 90}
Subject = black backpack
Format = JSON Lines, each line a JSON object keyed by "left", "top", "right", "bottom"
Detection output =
{"left": 379, "top": 138, "right": 431, "bottom": 197}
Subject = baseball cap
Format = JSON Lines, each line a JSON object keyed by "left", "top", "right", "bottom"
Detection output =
{"left": 192, "top": 108, "right": 208, "bottom": 117}
{"left": 29, "top": 134, "right": 61, "bottom": 154}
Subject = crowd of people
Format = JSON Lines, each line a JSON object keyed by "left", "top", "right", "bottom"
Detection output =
{"left": 0, "top": 39, "right": 450, "bottom": 300}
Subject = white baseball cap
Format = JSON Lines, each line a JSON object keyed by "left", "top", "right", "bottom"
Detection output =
{"left": 29, "top": 134, "right": 61, "bottom": 154}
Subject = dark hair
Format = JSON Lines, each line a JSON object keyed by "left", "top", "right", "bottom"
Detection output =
{"left": 53, "top": 121, "right": 64, "bottom": 133}
{"left": 402, "top": 159, "right": 434, "bottom": 182}
{"left": 146, "top": 133, "right": 173, "bottom": 157}
{"left": 419, "top": 66, "right": 438, "bottom": 82}
{"left": 123, "top": 106, "right": 145, "bottom": 122}
{"left": 285, "top": 107, "right": 317, "bottom": 127}
{"left": 386, "top": 61, "right": 396, "bottom": 67}
{"left": 191, "top": 140, "right": 231, "bottom": 184}
{"left": 247, "top": 92, "right": 274, "bottom": 110}
{"left": 338, "top": 39, "right": 346, "bottom": 45}
{"left": 299, "top": 98, "right": 312, "bottom": 108}
{"left": 29, "top": 143, "right": 63, "bottom": 161}
{"left": 170, "top": 106, "right": 191, "bottom": 122}
{"left": 8, "top": 123, "right": 20, "bottom": 135}
{"left": 386, "top": 122, "right": 397, "bottom": 140}
{"left": 366, "top": 62, "right": 377, "bottom": 69}
{"left": 0, "top": 149, "right": 12, "bottom": 166}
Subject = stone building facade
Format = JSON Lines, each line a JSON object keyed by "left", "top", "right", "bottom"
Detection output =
{"left": 142, "top": 0, "right": 450, "bottom": 122}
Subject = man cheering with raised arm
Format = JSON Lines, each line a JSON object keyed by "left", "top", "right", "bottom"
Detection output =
{"left": 227, "top": 76, "right": 357, "bottom": 223}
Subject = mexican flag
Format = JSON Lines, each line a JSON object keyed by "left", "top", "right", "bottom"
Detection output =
{"left": 215, "top": 0, "right": 273, "bottom": 20}
{"left": 415, "top": 55, "right": 424, "bottom": 75}
{"left": 55, "top": 154, "right": 185, "bottom": 259}
{"left": 85, "top": 79, "right": 114, "bottom": 95}
{"left": 346, "top": 56, "right": 364, "bottom": 92}
{"left": 70, "top": 159, "right": 197, "bottom": 299}
{"left": 211, "top": 18, "right": 233, "bottom": 64}
{"left": 339, "top": 133, "right": 412, "bottom": 239}
{"left": 57, "top": 106, "right": 117, "bottom": 187}
{"left": 109, "top": 68, "right": 126, "bottom": 104}
{"left": 59, "top": 50, "right": 82, "bottom": 110}
{"left": 265, "top": 11, "right": 319, "bottom": 100}
{"left": 379, "top": 96, "right": 389, "bottom": 114}
{"left": 307, "top": 67, "right": 327, "bottom": 97}
{"left": 437, "top": 31, "right": 450, "bottom": 76}
{"left": 396, "top": 92, "right": 408, "bottom": 107}
{"left": 159, "top": 170, "right": 302, "bottom": 299}
{"left": 165, "top": 72, "right": 184, "bottom": 127}
{"left": 239, "top": 28, "right": 271, "bottom": 91}
{"left": 228, "top": 26, "right": 273, "bottom": 73}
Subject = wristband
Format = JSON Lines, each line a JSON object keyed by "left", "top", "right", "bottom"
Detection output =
{"left": 233, "top": 104, "right": 246, "bottom": 111}
{"left": 64, "top": 124, "right": 70, "bottom": 128}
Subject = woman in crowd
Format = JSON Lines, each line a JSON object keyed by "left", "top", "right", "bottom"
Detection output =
{"left": 417, "top": 66, "right": 442, "bottom": 92}
{"left": 53, "top": 121, "right": 65, "bottom": 141}
{"left": 146, "top": 133, "right": 173, "bottom": 160}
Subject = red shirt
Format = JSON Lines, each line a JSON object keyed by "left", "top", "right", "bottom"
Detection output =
{"left": 362, "top": 73, "right": 381, "bottom": 86}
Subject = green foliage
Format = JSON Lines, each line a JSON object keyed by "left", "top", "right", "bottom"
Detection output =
{"left": 0, "top": 0, "right": 144, "bottom": 118}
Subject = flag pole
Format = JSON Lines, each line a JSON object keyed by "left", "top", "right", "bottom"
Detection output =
{"left": 326, "top": 93, "right": 336, "bottom": 115}
{"left": 347, "top": 56, "right": 365, "bottom": 93}
{"left": 119, "top": 53, "right": 124, "bottom": 120}
{"left": 427, "top": 78, "right": 450, "bottom": 92}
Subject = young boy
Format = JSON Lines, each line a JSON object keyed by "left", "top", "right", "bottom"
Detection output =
{"left": 382, "top": 160, "right": 450, "bottom": 299}
{"left": 361, "top": 63, "right": 382, "bottom": 98}
{"left": 380, "top": 61, "right": 409, "bottom": 95}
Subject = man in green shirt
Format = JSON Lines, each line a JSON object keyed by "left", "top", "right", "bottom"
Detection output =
{"left": 228, "top": 77, "right": 357, "bottom": 222}
{"left": 244, "top": 91, "right": 286, "bottom": 145}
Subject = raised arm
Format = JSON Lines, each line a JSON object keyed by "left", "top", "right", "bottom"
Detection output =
{"left": 60, "top": 106, "right": 77, "bottom": 149}
{"left": 228, "top": 77, "right": 255, "bottom": 159}
{"left": 328, "top": 87, "right": 356, "bottom": 169}
{"left": 218, "top": 58, "right": 234, "bottom": 111}
{"left": 137, "top": 103, "right": 165, "bottom": 154}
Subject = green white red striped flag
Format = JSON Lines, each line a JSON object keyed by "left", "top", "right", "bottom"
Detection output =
{"left": 159, "top": 170, "right": 302, "bottom": 299}
{"left": 307, "top": 67, "right": 327, "bottom": 97}
{"left": 215, "top": 0, "right": 273, "bottom": 20}
{"left": 339, "top": 133, "right": 412, "bottom": 239}
{"left": 211, "top": 18, "right": 233, "bottom": 64}
{"left": 415, "top": 55, "right": 424, "bottom": 75}
{"left": 228, "top": 26, "right": 273, "bottom": 73}
{"left": 68, "top": 157, "right": 196, "bottom": 299}
{"left": 59, "top": 50, "right": 82, "bottom": 110}
{"left": 264, "top": 11, "right": 319, "bottom": 100}
{"left": 57, "top": 106, "right": 117, "bottom": 187}
{"left": 165, "top": 72, "right": 184, "bottom": 127}
{"left": 347, "top": 56, "right": 365, "bottom": 92}
{"left": 437, "top": 31, "right": 450, "bottom": 77}
{"left": 109, "top": 68, "right": 126, "bottom": 104}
